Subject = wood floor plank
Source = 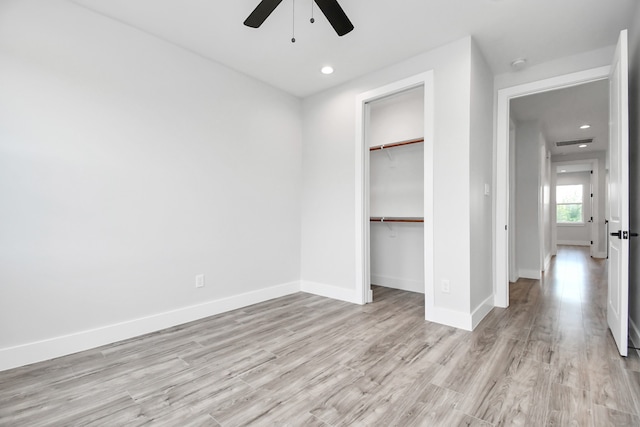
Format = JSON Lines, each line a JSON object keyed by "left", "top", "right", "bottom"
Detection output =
{"left": 547, "top": 383, "right": 593, "bottom": 426}
{"left": 588, "top": 340, "right": 637, "bottom": 415}
{"left": 431, "top": 327, "right": 503, "bottom": 393}
{"left": 550, "top": 344, "right": 590, "bottom": 391}
{"left": 593, "top": 404, "right": 640, "bottom": 427}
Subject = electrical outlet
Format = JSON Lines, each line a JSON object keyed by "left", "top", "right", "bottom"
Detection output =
{"left": 441, "top": 279, "right": 450, "bottom": 293}
{"left": 195, "top": 274, "right": 205, "bottom": 288}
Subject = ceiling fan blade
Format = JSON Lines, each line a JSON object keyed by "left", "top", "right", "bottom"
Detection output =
{"left": 314, "top": 0, "right": 354, "bottom": 36}
{"left": 244, "top": 0, "right": 284, "bottom": 28}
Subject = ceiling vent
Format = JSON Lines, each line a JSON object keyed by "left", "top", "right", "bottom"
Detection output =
{"left": 555, "top": 138, "right": 594, "bottom": 147}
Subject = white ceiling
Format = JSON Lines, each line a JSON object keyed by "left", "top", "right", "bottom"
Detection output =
{"left": 70, "top": 0, "right": 637, "bottom": 97}
{"left": 510, "top": 79, "right": 610, "bottom": 156}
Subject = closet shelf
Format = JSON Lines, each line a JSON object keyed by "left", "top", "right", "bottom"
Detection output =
{"left": 369, "top": 137, "right": 424, "bottom": 152}
{"left": 370, "top": 217, "right": 424, "bottom": 223}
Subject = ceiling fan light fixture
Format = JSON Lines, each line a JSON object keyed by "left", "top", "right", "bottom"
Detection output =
{"left": 321, "top": 66, "right": 334, "bottom": 74}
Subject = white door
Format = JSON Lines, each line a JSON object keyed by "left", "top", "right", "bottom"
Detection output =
{"left": 607, "top": 29, "right": 630, "bottom": 357}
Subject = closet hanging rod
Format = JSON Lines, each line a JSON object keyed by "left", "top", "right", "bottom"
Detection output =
{"left": 370, "top": 217, "right": 424, "bottom": 223}
{"left": 369, "top": 137, "right": 424, "bottom": 151}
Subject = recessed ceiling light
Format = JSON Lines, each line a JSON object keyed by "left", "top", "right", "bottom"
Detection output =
{"left": 580, "top": 124, "right": 591, "bottom": 129}
{"left": 560, "top": 169, "right": 567, "bottom": 173}
{"left": 578, "top": 144, "right": 588, "bottom": 148}
{"left": 321, "top": 66, "right": 334, "bottom": 75}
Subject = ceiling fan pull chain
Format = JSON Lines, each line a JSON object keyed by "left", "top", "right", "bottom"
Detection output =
{"left": 310, "top": 0, "right": 315, "bottom": 23}
{"left": 291, "top": 0, "right": 296, "bottom": 42}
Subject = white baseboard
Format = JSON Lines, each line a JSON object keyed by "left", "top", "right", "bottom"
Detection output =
{"left": 519, "top": 269, "right": 541, "bottom": 280}
{"left": 630, "top": 318, "right": 640, "bottom": 358}
{"left": 543, "top": 253, "right": 552, "bottom": 272}
{"left": 300, "top": 280, "right": 362, "bottom": 304}
{"left": 471, "top": 295, "right": 495, "bottom": 330}
{"left": 0, "top": 281, "right": 300, "bottom": 372}
{"left": 426, "top": 306, "right": 474, "bottom": 331}
{"left": 371, "top": 274, "right": 424, "bottom": 294}
{"left": 557, "top": 240, "right": 590, "bottom": 246}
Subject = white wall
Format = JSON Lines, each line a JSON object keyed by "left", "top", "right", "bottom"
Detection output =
{"left": 301, "top": 37, "right": 483, "bottom": 327}
{"left": 555, "top": 172, "right": 593, "bottom": 245}
{"left": 370, "top": 222, "right": 425, "bottom": 293}
{"left": 368, "top": 88, "right": 424, "bottom": 148}
{"left": 514, "top": 120, "right": 542, "bottom": 279}
{"left": 628, "top": 3, "right": 640, "bottom": 347}
{"left": 495, "top": 46, "right": 615, "bottom": 91}
{"left": 0, "top": 0, "right": 302, "bottom": 370}
{"left": 469, "top": 39, "right": 495, "bottom": 313}
{"left": 369, "top": 88, "right": 425, "bottom": 294}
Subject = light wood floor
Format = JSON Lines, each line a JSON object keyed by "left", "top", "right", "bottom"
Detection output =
{"left": 2, "top": 246, "right": 640, "bottom": 426}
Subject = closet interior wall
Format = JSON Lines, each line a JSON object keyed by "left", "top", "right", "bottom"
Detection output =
{"left": 368, "top": 87, "right": 425, "bottom": 294}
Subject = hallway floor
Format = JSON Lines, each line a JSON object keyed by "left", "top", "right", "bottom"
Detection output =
{"left": 1, "top": 246, "right": 639, "bottom": 425}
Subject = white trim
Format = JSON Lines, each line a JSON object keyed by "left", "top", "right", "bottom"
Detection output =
{"left": 519, "top": 269, "right": 542, "bottom": 280}
{"left": 593, "top": 251, "right": 607, "bottom": 259}
{"left": 471, "top": 295, "right": 495, "bottom": 329}
{"left": 543, "top": 253, "right": 552, "bottom": 272}
{"left": 629, "top": 318, "right": 640, "bottom": 358}
{"left": 0, "top": 281, "right": 300, "bottom": 372}
{"left": 557, "top": 240, "right": 591, "bottom": 246}
{"left": 494, "top": 66, "right": 610, "bottom": 308}
{"left": 300, "top": 281, "right": 361, "bottom": 304}
{"left": 355, "top": 72, "right": 435, "bottom": 316}
{"left": 371, "top": 275, "right": 424, "bottom": 294}
{"left": 426, "top": 306, "right": 474, "bottom": 331}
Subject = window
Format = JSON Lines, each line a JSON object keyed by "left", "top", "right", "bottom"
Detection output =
{"left": 556, "top": 184, "right": 583, "bottom": 223}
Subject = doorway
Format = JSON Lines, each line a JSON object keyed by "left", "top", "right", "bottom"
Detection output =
{"left": 497, "top": 30, "right": 630, "bottom": 357}
{"left": 354, "top": 72, "right": 434, "bottom": 317}
{"left": 494, "top": 66, "right": 611, "bottom": 308}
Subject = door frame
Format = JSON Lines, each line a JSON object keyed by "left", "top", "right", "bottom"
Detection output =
{"left": 494, "top": 66, "right": 610, "bottom": 307}
{"left": 355, "top": 71, "right": 435, "bottom": 311}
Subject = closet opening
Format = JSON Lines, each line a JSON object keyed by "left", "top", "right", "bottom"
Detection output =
{"left": 354, "top": 71, "right": 434, "bottom": 318}
{"left": 368, "top": 89, "right": 425, "bottom": 301}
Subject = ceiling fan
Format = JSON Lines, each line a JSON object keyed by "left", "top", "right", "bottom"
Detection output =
{"left": 244, "top": 0, "right": 354, "bottom": 37}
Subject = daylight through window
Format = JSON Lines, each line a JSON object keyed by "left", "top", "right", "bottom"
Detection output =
{"left": 556, "top": 184, "right": 583, "bottom": 223}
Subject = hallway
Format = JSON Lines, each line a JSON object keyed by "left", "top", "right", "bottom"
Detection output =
{"left": 488, "top": 245, "right": 640, "bottom": 425}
